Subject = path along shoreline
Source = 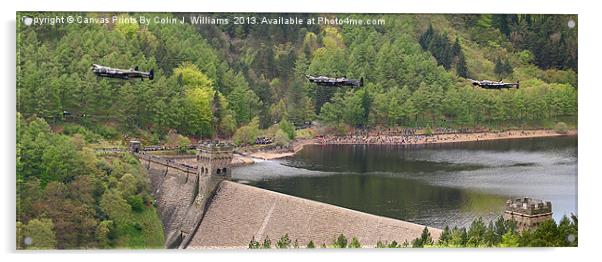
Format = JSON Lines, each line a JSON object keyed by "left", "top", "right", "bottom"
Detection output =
{"left": 245, "top": 129, "right": 577, "bottom": 161}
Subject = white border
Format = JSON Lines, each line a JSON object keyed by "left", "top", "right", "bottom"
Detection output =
{"left": 2, "top": 1, "right": 600, "bottom": 262}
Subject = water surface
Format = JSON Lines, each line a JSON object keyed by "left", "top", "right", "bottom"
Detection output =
{"left": 233, "top": 136, "right": 577, "bottom": 228}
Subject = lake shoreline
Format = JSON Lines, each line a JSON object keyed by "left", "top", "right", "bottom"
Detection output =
{"left": 244, "top": 129, "right": 577, "bottom": 161}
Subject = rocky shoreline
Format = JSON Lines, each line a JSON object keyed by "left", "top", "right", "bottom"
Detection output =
{"left": 164, "top": 129, "right": 577, "bottom": 166}
{"left": 244, "top": 129, "right": 577, "bottom": 161}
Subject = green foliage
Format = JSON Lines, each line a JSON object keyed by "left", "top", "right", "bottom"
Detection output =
{"left": 119, "top": 173, "right": 138, "bottom": 198}
{"left": 17, "top": 13, "right": 578, "bottom": 249}
{"left": 412, "top": 227, "right": 434, "bottom": 247}
{"left": 96, "top": 220, "right": 114, "bottom": 249}
{"left": 424, "top": 126, "right": 433, "bottom": 136}
{"left": 165, "top": 131, "right": 192, "bottom": 153}
{"left": 333, "top": 234, "right": 348, "bottom": 248}
{"left": 127, "top": 195, "right": 145, "bottom": 213}
{"left": 273, "top": 129, "right": 291, "bottom": 147}
{"left": 434, "top": 215, "right": 577, "bottom": 248}
{"left": 554, "top": 122, "right": 569, "bottom": 134}
{"left": 494, "top": 58, "right": 513, "bottom": 78}
{"left": 19, "top": 218, "right": 57, "bottom": 249}
{"left": 17, "top": 115, "right": 164, "bottom": 249}
{"left": 500, "top": 231, "right": 519, "bottom": 247}
{"left": 114, "top": 15, "right": 140, "bottom": 38}
{"left": 248, "top": 236, "right": 260, "bottom": 249}
{"left": 233, "top": 117, "right": 260, "bottom": 145}
{"left": 349, "top": 237, "right": 362, "bottom": 248}
{"left": 295, "top": 128, "right": 316, "bottom": 139}
{"left": 100, "top": 190, "right": 131, "bottom": 224}
{"left": 319, "top": 88, "right": 371, "bottom": 127}
{"left": 278, "top": 117, "right": 296, "bottom": 140}
{"left": 61, "top": 124, "right": 102, "bottom": 143}
{"left": 174, "top": 62, "right": 213, "bottom": 90}
{"left": 181, "top": 84, "right": 214, "bottom": 137}
{"left": 276, "top": 234, "right": 292, "bottom": 248}
{"left": 306, "top": 240, "right": 315, "bottom": 248}
{"left": 261, "top": 236, "right": 272, "bottom": 249}
{"left": 17, "top": 13, "right": 577, "bottom": 140}
{"left": 420, "top": 25, "right": 468, "bottom": 73}
{"left": 438, "top": 226, "right": 451, "bottom": 246}
{"left": 226, "top": 73, "right": 263, "bottom": 125}
{"left": 388, "top": 240, "right": 400, "bottom": 248}
{"left": 466, "top": 217, "right": 487, "bottom": 247}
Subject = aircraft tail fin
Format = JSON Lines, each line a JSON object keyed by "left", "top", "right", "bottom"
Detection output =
{"left": 149, "top": 69, "right": 154, "bottom": 80}
{"left": 360, "top": 77, "right": 364, "bottom": 87}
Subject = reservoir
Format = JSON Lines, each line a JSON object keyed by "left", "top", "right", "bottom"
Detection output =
{"left": 232, "top": 136, "right": 577, "bottom": 229}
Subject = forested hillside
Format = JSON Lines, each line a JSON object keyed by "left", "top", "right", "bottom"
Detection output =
{"left": 18, "top": 13, "right": 577, "bottom": 142}
{"left": 16, "top": 13, "right": 577, "bottom": 249}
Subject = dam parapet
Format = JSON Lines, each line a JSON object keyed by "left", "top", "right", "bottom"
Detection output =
{"left": 134, "top": 140, "right": 440, "bottom": 248}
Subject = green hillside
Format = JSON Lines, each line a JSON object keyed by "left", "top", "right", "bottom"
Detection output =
{"left": 17, "top": 13, "right": 577, "bottom": 143}
{"left": 16, "top": 13, "right": 577, "bottom": 249}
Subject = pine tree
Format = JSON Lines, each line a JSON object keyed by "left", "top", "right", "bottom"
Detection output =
{"left": 456, "top": 52, "right": 469, "bottom": 78}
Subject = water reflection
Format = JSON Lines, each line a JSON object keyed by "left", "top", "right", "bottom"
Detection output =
{"left": 233, "top": 136, "right": 577, "bottom": 228}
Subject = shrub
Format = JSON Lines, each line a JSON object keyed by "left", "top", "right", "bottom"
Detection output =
{"left": 233, "top": 117, "right": 260, "bottom": 145}
{"left": 276, "top": 234, "right": 291, "bottom": 248}
{"left": 387, "top": 240, "right": 399, "bottom": 248}
{"left": 279, "top": 117, "right": 296, "bottom": 140}
{"left": 166, "top": 131, "right": 191, "bottom": 153}
{"left": 132, "top": 222, "right": 143, "bottom": 231}
{"left": 127, "top": 195, "right": 145, "bottom": 212}
{"left": 412, "top": 227, "right": 434, "bottom": 247}
{"left": 306, "top": 240, "right": 315, "bottom": 248}
{"left": 554, "top": 122, "right": 568, "bottom": 134}
{"left": 333, "top": 123, "right": 352, "bottom": 136}
{"left": 333, "top": 234, "right": 348, "bottom": 248}
{"left": 424, "top": 126, "right": 433, "bottom": 136}
{"left": 295, "top": 128, "right": 316, "bottom": 139}
{"left": 248, "top": 236, "right": 260, "bottom": 249}
{"left": 61, "top": 124, "right": 102, "bottom": 142}
{"left": 273, "top": 129, "right": 291, "bottom": 147}
{"left": 261, "top": 236, "right": 271, "bottom": 249}
{"left": 349, "top": 237, "right": 361, "bottom": 248}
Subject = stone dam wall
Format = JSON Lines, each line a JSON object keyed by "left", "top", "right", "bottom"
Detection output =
{"left": 141, "top": 155, "right": 441, "bottom": 248}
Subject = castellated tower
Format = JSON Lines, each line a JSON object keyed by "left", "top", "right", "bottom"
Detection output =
{"left": 503, "top": 197, "right": 553, "bottom": 231}
{"left": 170, "top": 141, "right": 234, "bottom": 249}
{"left": 196, "top": 141, "right": 234, "bottom": 204}
{"left": 197, "top": 141, "right": 233, "bottom": 180}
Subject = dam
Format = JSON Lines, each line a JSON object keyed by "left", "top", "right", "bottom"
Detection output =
{"left": 136, "top": 141, "right": 441, "bottom": 248}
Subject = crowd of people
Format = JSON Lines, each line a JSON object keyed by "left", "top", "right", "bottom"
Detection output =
{"left": 317, "top": 134, "right": 445, "bottom": 145}
{"left": 315, "top": 129, "right": 551, "bottom": 146}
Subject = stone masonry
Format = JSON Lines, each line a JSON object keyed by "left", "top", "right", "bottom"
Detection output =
{"left": 140, "top": 141, "right": 440, "bottom": 249}
{"left": 503, "top": 197, "right": 553, "bottom": 231}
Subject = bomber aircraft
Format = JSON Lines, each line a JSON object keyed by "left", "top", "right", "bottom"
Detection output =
{"left": 91, "top": 64, "right": 154, "bottom": 80}
{"left": 469, "top": 79, "right": 519, "bottom": 89}
{"left": 305, "top": 75, "right": 363, "bottom": 87}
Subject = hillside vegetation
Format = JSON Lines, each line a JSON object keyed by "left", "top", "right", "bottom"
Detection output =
{"left": 18, "top": 13, "right": 577, "bottom": 142}
{"left": 16, "top": 13, "right": 577, "bottom": 249}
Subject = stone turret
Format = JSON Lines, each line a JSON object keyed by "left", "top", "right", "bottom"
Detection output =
{"left": 197, "top": 141, "right": 233, "bottom": 180}
{"left": 168, "top": 141, "right": 234, "bottom": 249}
{"left": 194, "top": 141, "right": 234, "bottom": 211}
{"left": 503, "top": 197, "right": 553, "bottom": 231}
{"left": 129, "top": 140, "right": 141, "bottom": 153}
